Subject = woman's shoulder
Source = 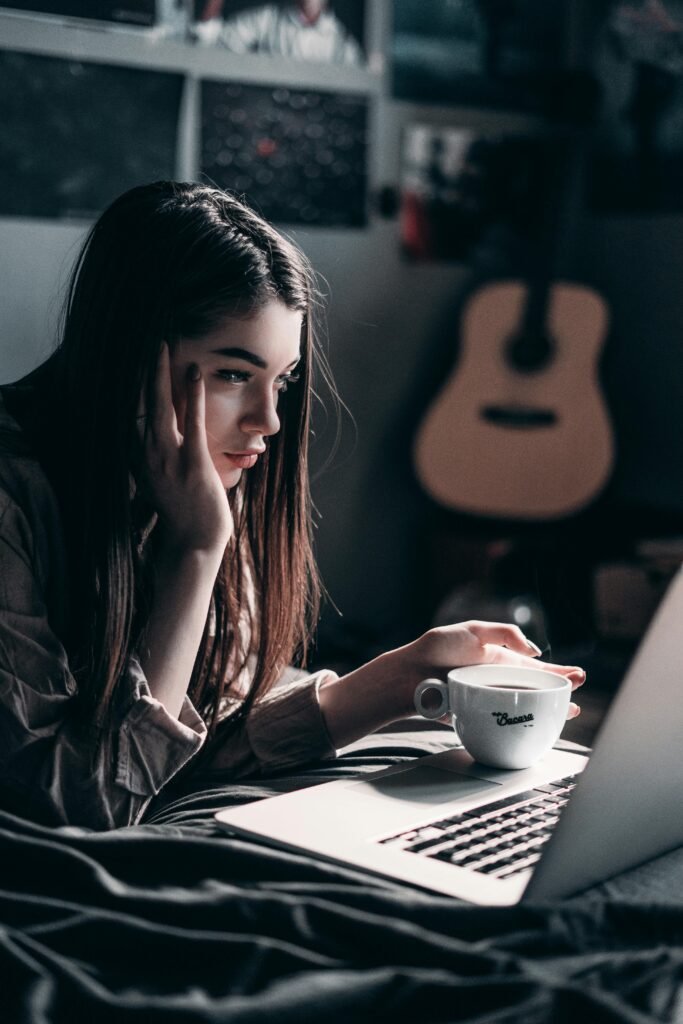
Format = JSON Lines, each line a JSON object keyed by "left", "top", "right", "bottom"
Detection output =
{"left": 0, "top": 389, "right": 67, "bottom": 604}
{"left": 0, "top": 387, "right": 58, "bottom": 529}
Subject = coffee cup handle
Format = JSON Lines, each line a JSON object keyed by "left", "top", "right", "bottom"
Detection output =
{"left": 414, "top": 678, "right": 449, "bottom": 719}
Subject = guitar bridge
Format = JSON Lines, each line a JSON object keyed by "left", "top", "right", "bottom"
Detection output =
{"left": 482, "top": 405, "right": 557, "bottom": 429}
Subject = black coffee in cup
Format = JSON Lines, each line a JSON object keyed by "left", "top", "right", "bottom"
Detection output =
{"left": 490, "top": 684, "right": 538, "bottom": 690}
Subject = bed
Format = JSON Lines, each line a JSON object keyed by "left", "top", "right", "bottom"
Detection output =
{"left": 3, "top": 727, "right": 683, "bottom": 1023}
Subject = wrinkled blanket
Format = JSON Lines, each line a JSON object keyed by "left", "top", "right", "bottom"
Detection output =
{"left": 2, "top": 731, "right": 683, "bottom": 1023}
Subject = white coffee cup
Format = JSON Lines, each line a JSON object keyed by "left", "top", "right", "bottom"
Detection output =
{"left": 414, "top": 664, "right": 571, "bottom": 770}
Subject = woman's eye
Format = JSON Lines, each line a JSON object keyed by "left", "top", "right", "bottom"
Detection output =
{"left": 217, "top": 369, "right": 251, "bottom": 385}
{"left": 276, "top": 372, "right": 301, "bottom": 393}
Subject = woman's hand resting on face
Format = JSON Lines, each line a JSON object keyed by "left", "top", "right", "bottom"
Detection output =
{"left": 140, "top": 343, "right": 233, "bottom": 556}
{"left": 319, "top": 620, "right": 585, "bottom": 750}
{"left": 135, "top": 345, "right": 234, "bottom": 718}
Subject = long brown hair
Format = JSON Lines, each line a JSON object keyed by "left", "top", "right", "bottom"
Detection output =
{"left": 8, "top": 181, "right": 332, "bottom": 749}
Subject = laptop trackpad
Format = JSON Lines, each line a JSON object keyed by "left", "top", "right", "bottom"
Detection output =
{"left": 348, "top": 765, "right": 499, "bottom": 805}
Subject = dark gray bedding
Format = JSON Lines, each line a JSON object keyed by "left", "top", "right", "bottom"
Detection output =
{"left": 3, "top": 730, "right": 683, "bottom": 1023}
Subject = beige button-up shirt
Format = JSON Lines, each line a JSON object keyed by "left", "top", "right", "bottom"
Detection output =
{"left": 0, "top": 393, "right": 337, "bottom": 830}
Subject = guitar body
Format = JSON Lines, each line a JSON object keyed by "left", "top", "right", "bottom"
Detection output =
{"left": 414, "top": 281, "right": 614, "bottom": 520}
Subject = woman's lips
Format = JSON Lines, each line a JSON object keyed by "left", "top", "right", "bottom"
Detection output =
{"left": 223, "top": 452, "right": 260, "bottom": 469}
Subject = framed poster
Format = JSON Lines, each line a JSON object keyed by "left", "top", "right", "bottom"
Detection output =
{"left": 191, "top": 1, "right": 366, "bottom": 65}
{"left": 391, "top": 0, "right": 571, "bottom": 114}
{"left": 201, "top": 79, "right": 368, "bottom": 226}
{"left": 400, "top": 125, "right": 555, "bottom": 263}
{"left": 588, "top": 0, "right": 683, "bottom": 212}
{"left": 0, "top": 51, "right": 183, "bottom": 218}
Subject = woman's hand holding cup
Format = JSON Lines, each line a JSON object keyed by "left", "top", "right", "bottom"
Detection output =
{"left": 320, "top": 620, "right": 584, "bottom": 756}
{"left": 407, "top": 621, "right": 585, "bottom": 770}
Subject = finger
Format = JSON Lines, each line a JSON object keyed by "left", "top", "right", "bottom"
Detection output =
{"left": 136, "top": 363, "right": 152, "bottom": 441}
{"left": 151, "top": 343, "right": 179, "bottom": 444}
{"left": 541, "top": 663, "right": 587, "bottom": 689}
{"left": 136, "top": 385, "right": 146, "bottom": 421}
{"left": 465, "top": 620, "right": 543, "bottom": 658}
{"left": 136, "top": 388, "right": 148, "bottom": 443}
{"left": 182, "top": 363, "right": 209, "bottom": 460}
{"left": 481, "top": 645, "right": 586, "bottom": 688}
{"left": 567, "top": 702, "right": 581, "bottom": 719}
{"left": 481, "top": 645, "right": 543, "bottom": 669}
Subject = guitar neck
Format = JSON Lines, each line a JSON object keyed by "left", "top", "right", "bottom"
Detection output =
{"left": 517, "top": 132, "right": 585, "bottom": 339}
{"left": 520, "top": 265, "right": 554, "bottom": 338}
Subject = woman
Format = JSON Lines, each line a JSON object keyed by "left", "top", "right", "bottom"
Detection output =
{"left": 0, "top": 181, "right": 584, "bottom": 830}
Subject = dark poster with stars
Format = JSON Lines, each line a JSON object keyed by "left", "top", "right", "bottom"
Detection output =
{"left": 200, "top": 79, "right": 368, "bottom": 227}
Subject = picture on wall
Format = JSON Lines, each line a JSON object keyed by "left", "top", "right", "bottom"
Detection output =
{"left": 0, "top": 51, "right": 183, "bottom": 218}
{"left": 588, "top": 0, "right": 683, "bottom": 213}
{"left": 201, "top": 79, "right": 368, "bottom": 226}
{"left": 400, "top": 124, "right": 554, "bottom": 263}
{"left": 191, "top": 1, "right": 365, "bottom": 65}
{"left": 391, "top": 0, "right": 570, "bottom": 113}
{"left": 0, "top": 1, "right": 157, "bottom": 27}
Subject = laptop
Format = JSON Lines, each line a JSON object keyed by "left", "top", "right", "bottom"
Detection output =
{"left": 216, "top": 566, "right": 683, "bottom": 905}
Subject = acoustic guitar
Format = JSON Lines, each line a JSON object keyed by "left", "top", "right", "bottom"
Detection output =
{"left": 414, "top": 137, "right": 614, "bottom": 521}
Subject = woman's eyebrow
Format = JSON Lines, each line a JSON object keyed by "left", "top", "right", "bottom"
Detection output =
{"left": 211, "top": 346, "right": 267, "bottom": 368}
{"left": 211, "top": 346, "right": 300, "bottom": 370}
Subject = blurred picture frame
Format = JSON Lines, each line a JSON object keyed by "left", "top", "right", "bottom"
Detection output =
{"left": 200, "top": 78, "right": 368, "bottom": 226}
{"left": 391, "top": 0, "right": 572, "bottom": 114}
{"left": 588, "top": 0, "right": 683, "bottom": 213}
{"left": 399, "top": 124, "right": 555, "bottom": 263}
{"left": 191, "top": 1, "right": 366, "bottom": 65}
{"left": 0, "top": 50, "right": 183, "bottom": 218}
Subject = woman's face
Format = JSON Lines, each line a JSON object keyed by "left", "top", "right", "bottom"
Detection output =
{"left": 170, "top": 299, "right": 303, "bottom": 489}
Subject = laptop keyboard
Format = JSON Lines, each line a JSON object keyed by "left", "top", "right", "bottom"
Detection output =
{"left": 378, "top": 774, "right": 579, "bottom": 880}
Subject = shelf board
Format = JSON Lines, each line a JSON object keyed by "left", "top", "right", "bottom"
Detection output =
{"left": 0, "top": 9, "right": 382, "bottom": 93}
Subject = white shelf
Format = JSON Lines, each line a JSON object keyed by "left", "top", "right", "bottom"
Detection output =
{"left": 0, "top": 10, "right": 382, "bottom": 93}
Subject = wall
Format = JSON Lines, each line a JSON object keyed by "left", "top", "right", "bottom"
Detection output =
{"left": 1, "top": 4, "right": 683, "bottom": 672}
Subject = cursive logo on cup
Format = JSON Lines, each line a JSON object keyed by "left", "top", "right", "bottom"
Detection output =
{"left": 491, "top": 711, "right": 535, "bottom": 727}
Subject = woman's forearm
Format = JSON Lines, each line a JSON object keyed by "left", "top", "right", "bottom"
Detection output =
{"left": 318, "top": 645, "right": 421, "bottom": 749}
{"left": 139, "top": 546, "right": 224, "bottom": 719}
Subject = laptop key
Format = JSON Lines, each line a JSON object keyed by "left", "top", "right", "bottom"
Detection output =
{"left": 408, "top": 834, "right": 455, "bottom": 854}
{"left": 533, "top": 775, "right": 578, "bottom": 795}
{"left": 470, "top": 851, "right": 519, "bottom": 872}
{"left": 493, "top": 851, "right": 544, "bottom": 878}
{"left": 397, "top": 831, "right": 418, "bottom": 841}
{"left": 432, "top": 814, "right": 467, "bottom": 828}
{"left": 462, "top": 790, "right": 540, "bottom": 818}
{"left": 477, "top": 858, "right": 516, "bottom": 874}
{"left": 414, "top": 826, "right": 448, "bottom": 841}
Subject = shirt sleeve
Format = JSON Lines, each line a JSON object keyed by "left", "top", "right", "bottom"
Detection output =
{"left": 0, "top": 493, "right": 207, "bottom": 830}
{"left": 204, "top": 667, "right": 338, "bottom": 778}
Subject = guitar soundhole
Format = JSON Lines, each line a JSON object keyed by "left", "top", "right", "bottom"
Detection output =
{"left": 482, "top": 406, "right": 557, "bottom": 429}
{"left": 506, "top": 330, "right": 554, "bottom": 373}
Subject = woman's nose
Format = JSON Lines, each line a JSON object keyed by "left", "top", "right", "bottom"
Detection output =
{"left": 240, "top": 388, "right": 281, "bottom": 437}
